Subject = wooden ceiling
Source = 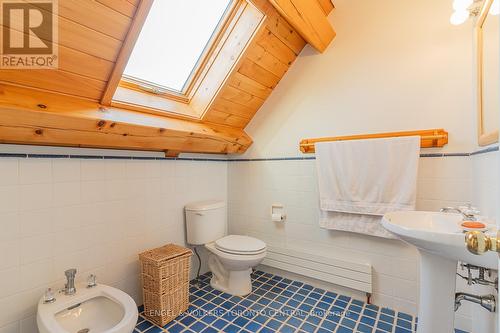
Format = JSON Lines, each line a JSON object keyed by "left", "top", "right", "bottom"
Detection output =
{"left": 0, "top": 0, "right": 335, "bottom": 154}
{"left": 0, "top": 84, "right": 252, "bottom": 154}
{"left": 0, "top": 0, "right": 140, "bottom": 100}
{"left": 203, "top": 0, "right": 319, "bottom": 128}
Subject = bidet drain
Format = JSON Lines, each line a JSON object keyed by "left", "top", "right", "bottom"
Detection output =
{"left": 77, "top": 329, "right": 89, "bottom": 333}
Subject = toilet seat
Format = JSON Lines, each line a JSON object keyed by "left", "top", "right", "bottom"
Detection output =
{"left": 215, "top": 235, "right": 266, "bottom": 255}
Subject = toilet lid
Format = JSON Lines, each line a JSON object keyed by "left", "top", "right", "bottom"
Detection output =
{"left": 215, "top": 235, "right": 266, "bottom": 254}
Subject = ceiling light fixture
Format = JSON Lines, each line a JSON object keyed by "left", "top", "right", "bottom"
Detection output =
{"left": 450, "top": 0, "right": 499, "bottom": 25}
{"left": 450, "top": 0, "right": 485, "bottom": 25}
{"left": 490, "top": 0, "right": 499, "bottom": 15}
{"left": 450, "top": 9, "right": 471, "bottom": 25}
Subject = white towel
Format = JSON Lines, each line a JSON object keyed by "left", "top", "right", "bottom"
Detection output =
{"left": 315, "top": 136, "right": 420, "bottom": 238}
{"left": 319, "top": 211, "right": 393, "bottom": 238}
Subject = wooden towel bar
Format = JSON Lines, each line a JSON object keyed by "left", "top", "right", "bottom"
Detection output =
{"left": 299, "top": 129, "right": 448, "bottom": 153}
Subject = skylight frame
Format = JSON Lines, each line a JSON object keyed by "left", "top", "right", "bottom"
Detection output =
{"left": 120, "top": 0, "right": 239, "bottom": 103}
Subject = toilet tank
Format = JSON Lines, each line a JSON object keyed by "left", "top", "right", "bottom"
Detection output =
{"left": 185, "top": 200, "right": 226, "bottom": 245}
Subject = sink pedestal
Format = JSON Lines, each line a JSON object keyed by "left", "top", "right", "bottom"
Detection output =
{"left": 417, "top": 250, "right": 457, "bottom": 333}
{"left": 382, "top": 211, "right": 498, "bottom": 332}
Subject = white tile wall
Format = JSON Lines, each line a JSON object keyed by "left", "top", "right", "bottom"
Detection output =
{"left": 0, "top": 150, "right": 497, "bottom": 333}
{"left": 0, "top": 157, "right": 227, "bottom": 333}
{"left": 472, "top": 152, "right": 499, "bottom": 221}
{"left": 461, "top": 151, "right": 499, "bottom": 333}
{"left": 227, "top": 154, "right": 498, "bottom": 332}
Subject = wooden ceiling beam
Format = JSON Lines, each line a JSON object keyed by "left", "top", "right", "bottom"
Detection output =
{"left": 101, "top": 0, "right": 154, "bottom": 105}
{"left": 0, "top": 0, "right": 337, "bottom": 145}
{"left": 268, "top": 0, "right": 336, "bottom": 53}
{"left": 316, "top": 0, "right": 335, "bottom": 15}
{"left": 0, "top": 85, "right": 252, "bottom": 154}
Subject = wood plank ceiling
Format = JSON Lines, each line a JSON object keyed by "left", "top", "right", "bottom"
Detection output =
{"left": 0, "top": 0, "right": 140, "bottom": 100}
{"left": 197, "top": 0, "right": 335, "bottom": 128}
{"left": 0, "top": 84, "right": 253, "bottom": 154}
{"left": 0, "top": 0, "right": 335, "bottom": 154}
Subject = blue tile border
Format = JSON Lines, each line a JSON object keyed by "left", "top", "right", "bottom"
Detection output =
{"left": 418, "top": 152, "right": 470, "bottom": 158}
{"left": 470, "top": 145, "right": 499, "bottom": 156}
{"left": 229, "top": 146, "right": 498, "bottom": 161}
{"left": 0, "top": 145, "right": 497, "bottom": 161}
{"left": 103, "top": 156, "right": 134, "bottom": 160}
{"left": 27, "top": 154, "right": 70, "bottom": 158}
{"left": 0, "top": 153, "right": 227, "bottom": 162}
{"left": 175, "top": 158, "right": 229, "bottom": 162}
{"left": 0, "top": 153, "right": 28, "bottom": 158}
{"left": 69, "top": 155, "right": 104, "bottom": 159}
{"left": 229, "top": 157, "right": 317, "bottom": 162}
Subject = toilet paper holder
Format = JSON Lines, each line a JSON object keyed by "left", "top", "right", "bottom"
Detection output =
{"left": 271, "top": 204, "right": 286, "bottom": 222}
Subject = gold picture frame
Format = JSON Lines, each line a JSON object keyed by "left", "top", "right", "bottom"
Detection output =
{"left": 476, "top": 0, "right": 499, "bottom": 146}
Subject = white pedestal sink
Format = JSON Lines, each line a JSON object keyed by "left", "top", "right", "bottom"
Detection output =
{"left": 382, "top": 211, "right": 498, "bottom": 333}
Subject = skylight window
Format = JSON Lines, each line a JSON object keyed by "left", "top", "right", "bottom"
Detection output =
{"left": 123, "top": 0, "right": 232, "bottom": 93}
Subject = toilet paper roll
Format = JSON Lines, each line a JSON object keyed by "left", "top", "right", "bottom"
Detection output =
{"left": 272, "top": 213, "right": 283, "bottom": 222}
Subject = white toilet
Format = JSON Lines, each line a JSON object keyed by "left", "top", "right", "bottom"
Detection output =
{"left": 185, "top": 200, "right": 267, "bottom": 296}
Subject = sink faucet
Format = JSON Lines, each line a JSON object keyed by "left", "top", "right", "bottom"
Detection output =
{"left": 64, "top": 269, "right": 77, "bottom": 295}
{"left": 440, "top": 204, "right": 480, "bottom": 221}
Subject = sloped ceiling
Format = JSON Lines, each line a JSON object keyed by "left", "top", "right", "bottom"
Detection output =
{"left": 0, "top": 0, "right": 335, "bottom": 154}
{"left": 0, "top": 0, "right": 139, "bottom": 100}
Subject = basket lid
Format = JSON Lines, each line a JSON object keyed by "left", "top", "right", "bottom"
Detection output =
{"left": 139, "top": 244, "right": 192, "bottom": 264}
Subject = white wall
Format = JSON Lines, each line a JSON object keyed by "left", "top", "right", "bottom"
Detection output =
{"left": 462, "top": 151, "right": 499, "bottom": 333}
{"left": 0, "top": 1, "right": 497, "bottom": 333}
{"left": 0, "top": 154, "right": 227, "bottom": 333}
{"left": 228, "top": 156, "right": 474, "bottom": 315}
{"left": 227, "top": 0, "right": 498, "bottom": 332}
{"left": 226, "top": 151, "right": 496, "bottom": 332}
{"left": 242, "top": 0, "right": 476, "bottom": 158}
{"left": 0, "top": 153, "right": 495, "bottom": 333}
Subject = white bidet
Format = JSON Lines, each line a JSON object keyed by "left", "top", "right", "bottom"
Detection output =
{"left": 37, "top": 284, "right": 138, "bottom": 333}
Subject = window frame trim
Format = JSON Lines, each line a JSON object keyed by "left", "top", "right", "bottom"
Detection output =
{"left": 110, "top": 0, "right": 266, "bottom": 121}
{"left": 119, "top": 0, "right": 241, "bottom": 104}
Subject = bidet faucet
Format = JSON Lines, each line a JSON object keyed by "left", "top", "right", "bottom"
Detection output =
{"left": 64, "top": 268, "right": 77, "bottom": 295}
{"left": 440, "top": 204, "right": 480, "bottom": 221}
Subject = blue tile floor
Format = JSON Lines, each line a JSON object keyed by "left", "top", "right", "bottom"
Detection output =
{"left": 134, "top": 270, "right": 468, "bottom": 333}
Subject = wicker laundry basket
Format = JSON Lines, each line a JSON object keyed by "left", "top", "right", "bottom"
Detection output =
{"left": 139, "top": 244, "right": 192, "bottom": 326}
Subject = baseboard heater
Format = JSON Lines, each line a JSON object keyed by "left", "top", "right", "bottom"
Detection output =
{"left": 261, "top": 246, "right": 372, "bottom": 296}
